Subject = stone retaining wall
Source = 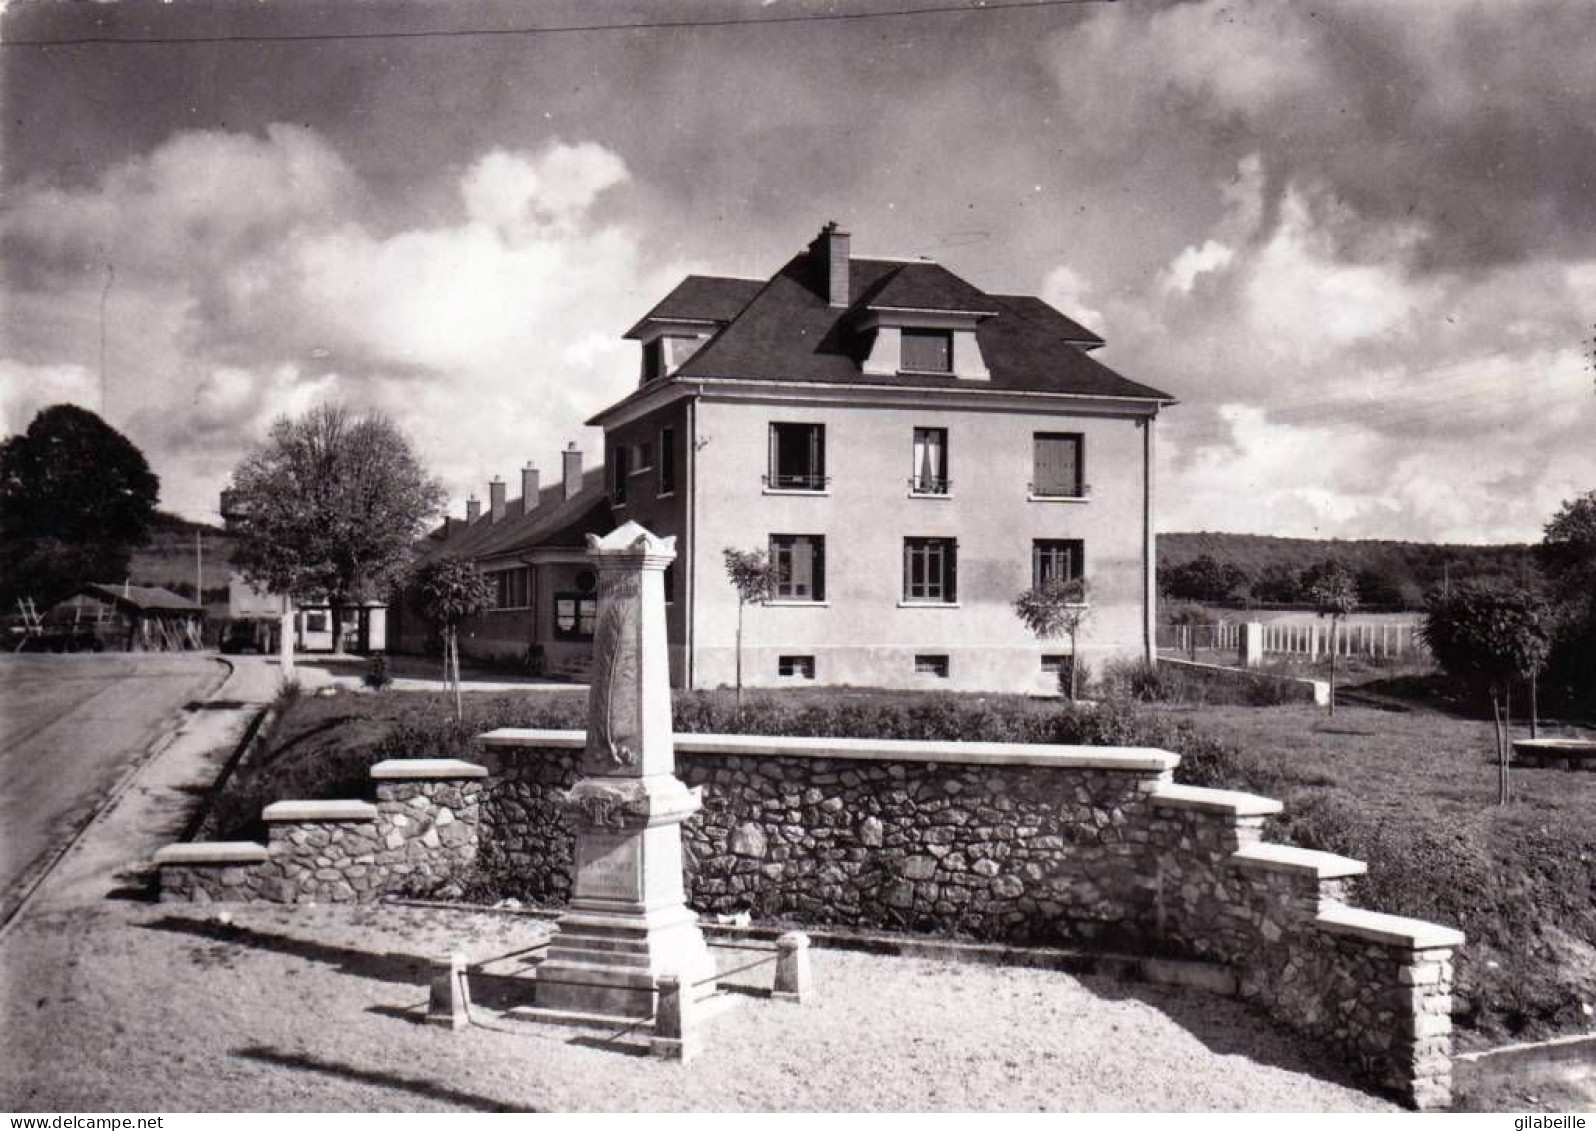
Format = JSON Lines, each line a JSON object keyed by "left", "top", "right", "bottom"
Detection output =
{"left": 156, "top": 760, "right": 485, "bottom": 904}
{"left": 155, "top": 732, "right": 1463, "bottom": 1108}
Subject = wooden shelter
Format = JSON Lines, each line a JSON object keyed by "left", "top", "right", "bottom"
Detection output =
{"left": 49, "top": 584, "right": 206, "bottom": 651}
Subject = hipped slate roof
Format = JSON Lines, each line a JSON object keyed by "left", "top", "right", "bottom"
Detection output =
{"left": 623, "top": 275, "right": 765, "bottom": 338}
{"left": 419, "top": 467, "right": 613, "bottom": 566}
{"left": 624, "top": 252, "right": 1169, "bottom": 401}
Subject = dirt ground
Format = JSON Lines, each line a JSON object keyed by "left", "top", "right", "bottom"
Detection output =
{"left": 0, "top": 900, "right": 1401, "bottom": 1113}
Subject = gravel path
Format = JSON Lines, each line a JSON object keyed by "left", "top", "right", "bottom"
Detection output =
{"left": 1, "top": 901, "right": 1395, "bottom": 1112}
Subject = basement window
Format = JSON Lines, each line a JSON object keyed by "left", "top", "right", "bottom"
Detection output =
{"left": 778, "top": 655, "right": 816, "bottom": 680}
{"left": 914, "top": 654, "right": 950, "bottom": 678}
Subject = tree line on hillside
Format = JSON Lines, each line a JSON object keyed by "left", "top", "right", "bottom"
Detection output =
{"left": 1157, "top": 536, "right": 1537, "bottom": 609}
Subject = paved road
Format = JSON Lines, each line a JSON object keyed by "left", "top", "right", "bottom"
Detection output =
{"left": 0, "top": 653, "right": 223, "bottom": 922}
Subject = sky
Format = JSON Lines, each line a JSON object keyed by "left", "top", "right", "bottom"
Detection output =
{"left": 3, "top": 0, "right": 1594, "bottom": 543}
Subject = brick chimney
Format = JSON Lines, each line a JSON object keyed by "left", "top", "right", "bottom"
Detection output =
{"left": 521, "top": 462, "right": 540, "bottom": 512}
{"left": 808, "top": 220, "right": 851, "bottom": 308}
{"left": 465, "top": 495, "right": 481, "bottom": 523}
{"left": 562, "top": 442, "right": 583, "bottom": 501}
{"left": 489, "top": 475, "right": 506, "bottom": 523}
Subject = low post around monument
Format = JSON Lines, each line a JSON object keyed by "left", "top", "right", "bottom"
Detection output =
{"left": 772, "top": 932, "right": 813, "bottom": 1004}
{"left": 532, "top": 522, "right": 717, "bottom": 1023}
{"left": 427, "top": 951, "right": 472, "bottom": 1030}
{"left": 649, "top": 974, "right": 701, "bottom": 1062}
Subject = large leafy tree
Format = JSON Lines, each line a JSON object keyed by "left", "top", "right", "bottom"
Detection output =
{"left": 229, "top": 404, "right": 445, "bottom": 658}
{"left": 0, "top": 404, "right": 160, "bottom": 608}
{"left": 1421, "top": 580, "right": 1550, "bottom": 805}
{"left": 1537, "top": 489, "right": 1596, "bottom": 714}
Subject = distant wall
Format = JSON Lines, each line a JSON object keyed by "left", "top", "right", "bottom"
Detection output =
{"left": 1156, "top": 656, "right": 1328, "bottom": 706}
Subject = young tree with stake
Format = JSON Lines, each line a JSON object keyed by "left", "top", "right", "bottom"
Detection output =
{"left": 722, "top": 547, "right": 778, "bottom": 712}
{"left": 1421, "top": 580, "right": 1550, "bottom": 805}
{"left": 412, "top": 557, "right": 493, "bottom": 721}
{"left": 1306, "top": 563, "right": 1359, "bottom": 716}
{"left": 1013, "top": 577, "right": 1091, "bottom": 700}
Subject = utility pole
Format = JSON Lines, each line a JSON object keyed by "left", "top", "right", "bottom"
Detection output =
{"left": 195, "top": 528, "right": 203, "bottom": 607}
{"left": 99, "top": 263, "right": 115, "bottom": 415}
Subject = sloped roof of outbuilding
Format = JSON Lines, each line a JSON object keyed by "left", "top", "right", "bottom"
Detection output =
{"left": 418, "top": 466, "right": 613, "bottom": 567}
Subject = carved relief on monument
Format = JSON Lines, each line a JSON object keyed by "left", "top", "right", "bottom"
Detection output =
{"left": 587, "top": 572, "right": 641, "bottom": 773}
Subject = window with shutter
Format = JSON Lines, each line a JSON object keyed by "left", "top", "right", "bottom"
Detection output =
{"left": 612, "top": 444, "right": 631, "bottom": 504}
{"left": 659, "top": 426, "right": 676, "bottom": 494}
{"left": 1032, "top": 433, "right": 1084, "bottom": 497}
{"left": 901, "top": 329, "right": 953, "bottom": 374}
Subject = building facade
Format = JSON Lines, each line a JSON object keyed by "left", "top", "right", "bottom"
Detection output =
{"left": 588, "top": 223, "right": 1175, "bottom": 693}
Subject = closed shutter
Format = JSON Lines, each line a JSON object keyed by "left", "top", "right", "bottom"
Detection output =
{"left": 1034, "top": 434, "right": 1081, "bottom": 496}
{"left": 813, "top": 538, "right": 826, "bottom": 601}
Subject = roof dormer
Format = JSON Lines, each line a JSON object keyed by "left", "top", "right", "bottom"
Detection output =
{"left": 636, "top": 323, "right": 713, "bottom": 385}
{"left": 854, "top": 264, "right": 997, "bottom": 381}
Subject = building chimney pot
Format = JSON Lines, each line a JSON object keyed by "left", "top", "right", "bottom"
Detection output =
{"left": 489, "top": 476, "right": 506, "bottom": 523}
{"left": 521, "top": 462, "right": 541, "bottom": 512}
{"left": 808, "top": 220, "right": 851, "bottom": 308}
{"left": 465, "top": 495, "right": 481, "bottom": 523}
{"left": 562, "top": 443, "right": 583, "bottom": 501}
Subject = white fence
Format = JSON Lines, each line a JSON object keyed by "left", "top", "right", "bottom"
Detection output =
{"left": 1160, "top": 619, "right": 1428, "bottom": 662}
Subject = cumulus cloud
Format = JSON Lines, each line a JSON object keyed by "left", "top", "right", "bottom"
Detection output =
{"left": 0, "top": 126, "right": 666, "bottom": 520}
{"left": 1036, "top": 2, "right": 1596, "bottom": 542}
{"left": 1039, "top": 265, "right": 1106, "bottom": 336}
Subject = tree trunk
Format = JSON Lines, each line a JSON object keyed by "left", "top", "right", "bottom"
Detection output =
{"left": 278, "top": 606, "right": 296, "bottom": 686}
{"left": 1492, "top": 693, "right": 1508, "bottom": 806}
{"left": 1504, "top": 683, "right": 1513, "bottom": 804}
{"left": 451, "top": 632, "right": 463, "bottom": 722}
{"left": 1068, "top": 628, "right": 1080, "bottom": 700}
{"left": 735, "top": 599, "right": 745, "bottom": 714}
{"left": 329, "top": 600, "right": 344, "bottom": 655}
{"left": 1530, "top": 669, "right": 1540, "bottom": 739}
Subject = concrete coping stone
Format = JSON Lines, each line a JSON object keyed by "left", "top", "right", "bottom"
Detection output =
{"left": 1229, "top": 841, "right": 1367, "bottom": 879}
{"left": 153, "top": 841, "right": 269, "bottom": 866}
{"left": 1512, "top": 738, "right": 1596, "bottom": 752}
{"left": 261, "top": 799, "right": 379, "bottom": 823}
{"left": 1316, "top": 904, "right": 1466, "bottom": 950}
{"left": 1148, "top": 782, "right": 1284, "bottom": 817}
{"left": 476, "top": 727, "right": 1180, "bottom": 773}
{"left": 369, "top": 758, "right": 489, "bottom": 780}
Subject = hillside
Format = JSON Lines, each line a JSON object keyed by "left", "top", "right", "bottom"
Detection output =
{"left": 1158, "top": 532, "right": 1538, "bottom": 608}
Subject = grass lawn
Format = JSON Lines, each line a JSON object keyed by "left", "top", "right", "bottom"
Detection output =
{"left": 1159, "top": 700, "right": 1596, "bottom": 1049}
{"left": 210, "top": 682, "right": 1596, "bottom": 1052}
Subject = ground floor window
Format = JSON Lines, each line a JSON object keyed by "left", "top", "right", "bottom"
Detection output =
{"left": 553, "top": 592, "right": 597, "bottom": 640}
{"left": 914, "top": 654, "right": 950, "bottom": 677}
{"left": 903, "top": 537, "right": 957, "bottom": 603}
{"left": 1032, "top": 539, "right": 1084, "bottom": 588}
{"left": 489, "top": 566, "right": 531, "bottom": 610}
{"left": 778, "top": 655, "right": 815, "bottom": 679}
{"left": 770, "top": 534, "right": 825, "bottom": 601}
{"left": 1040, "top": 653, "right": 1072, "bottom": 673}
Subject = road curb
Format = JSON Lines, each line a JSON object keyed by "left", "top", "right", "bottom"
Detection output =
{"left": 0, "top": 655, "right": 233, "bottom": 939}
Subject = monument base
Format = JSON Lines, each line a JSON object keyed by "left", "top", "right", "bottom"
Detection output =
{"left": 533, "top": 903, "right": 717, "bottom": 1021}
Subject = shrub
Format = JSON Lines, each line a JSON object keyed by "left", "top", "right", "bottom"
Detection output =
{"left": 362, "top": 653, "right": 393, "bottom": 691}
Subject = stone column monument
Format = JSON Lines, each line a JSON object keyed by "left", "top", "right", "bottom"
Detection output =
{"left": 532, "top": 522, "right": 716, "bottom": 1021}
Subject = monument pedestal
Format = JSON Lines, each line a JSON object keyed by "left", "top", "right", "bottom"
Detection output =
{"left": 527, "top": 523, "right": 716, "bottom": 1023}
{"left": 533, "top": 776, "right": 716, "bottom": 1019}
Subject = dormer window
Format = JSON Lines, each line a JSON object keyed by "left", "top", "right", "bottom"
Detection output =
{"left": 639, "top": 332, "right": 709, "bottom": 384}
{"left": 900, "top": 329, "right": 953, "bottom": 374}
